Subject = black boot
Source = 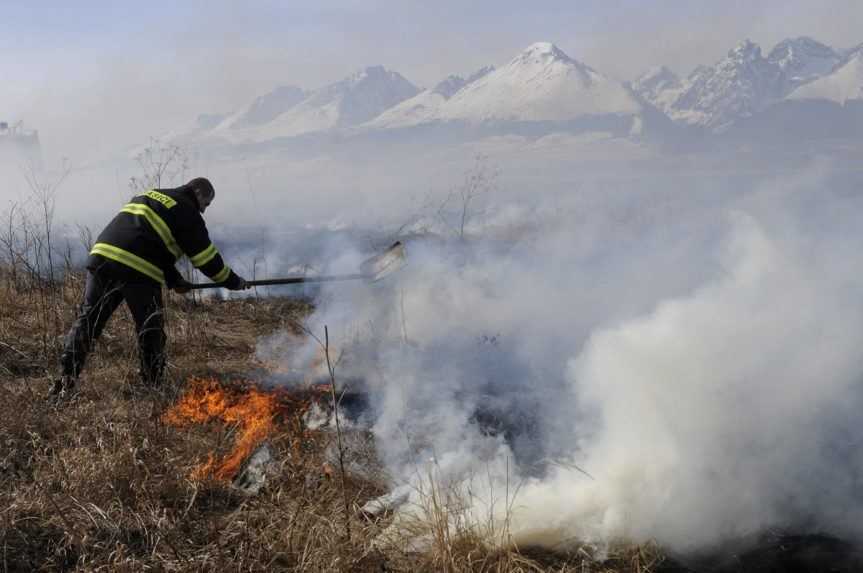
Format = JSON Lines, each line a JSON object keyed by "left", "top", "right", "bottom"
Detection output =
{"left": 139, "top": 355, "right": 165, "bottom": 389}
{"left": 47, "top": 375, "right": 78, "bottom": 403}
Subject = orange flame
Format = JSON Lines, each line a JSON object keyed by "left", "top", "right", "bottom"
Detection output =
{"left": 162, "top": 377, "right": 281, "bottom": 481}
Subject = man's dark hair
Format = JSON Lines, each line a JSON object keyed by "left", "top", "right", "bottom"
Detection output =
{"left": 184, "top": 177, "right": 215, "bottom": 199}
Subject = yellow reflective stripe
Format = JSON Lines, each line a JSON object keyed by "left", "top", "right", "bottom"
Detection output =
{"left": 121, "top": 203, "right": 182, "bottom": 259}
{"left": 190, "top": 243, "right": 218, "bottom": 267}
{"left": 212, "top": 266, "right": 231, "bottom": 283}
{"left": 90, "top": 243, "right": 165, "bottom": 284}
{"left": 143, "top": 189, "right": 177, "bottom": 209}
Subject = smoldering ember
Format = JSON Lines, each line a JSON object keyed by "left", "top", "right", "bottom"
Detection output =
{"left": 3, "top": 3, "right": 863, "bottom": 572}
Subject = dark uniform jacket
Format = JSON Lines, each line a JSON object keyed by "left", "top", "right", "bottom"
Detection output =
{"left": 88, "top": 187, "right": 240, "bottom": 287}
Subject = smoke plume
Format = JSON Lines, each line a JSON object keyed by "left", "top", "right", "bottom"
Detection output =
{"left": 257, "top": 162, "right": 863, "bottom": 552}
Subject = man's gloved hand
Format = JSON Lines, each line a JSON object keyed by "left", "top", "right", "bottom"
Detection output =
{"left": 172, "top": 277, "right": 193, "bottom": 294}
{"left": 224, "top": 273, "right": 248, "bottom": 291}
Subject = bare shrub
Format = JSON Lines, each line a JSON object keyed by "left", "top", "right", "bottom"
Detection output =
{"left": 128, "top": 138, "right": 189, "bottom": 196}
{"left": 437, "top": 154, "right": 500, "bottom": 241}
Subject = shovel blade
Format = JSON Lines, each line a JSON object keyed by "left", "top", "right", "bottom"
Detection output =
{"left": 361, "top": 241, "right": 406, "bottom": 282}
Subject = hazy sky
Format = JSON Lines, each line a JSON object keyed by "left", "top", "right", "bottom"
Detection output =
{"left": 3, "top": 1, "right": 861, "bottom": 158}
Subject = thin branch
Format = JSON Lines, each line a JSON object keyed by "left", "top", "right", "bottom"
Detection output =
{"left": 324, "top": 325, "right": 351, "bottom": 541}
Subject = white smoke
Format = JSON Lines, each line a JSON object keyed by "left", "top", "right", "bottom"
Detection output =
{"left": 258, "top": 163, "right": 863, "bottom": 552}
{"left": 516, "top": 209, "right": 863, "bottom": 549}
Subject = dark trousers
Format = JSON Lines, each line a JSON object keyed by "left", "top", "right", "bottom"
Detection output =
{"left": 61, "top": 267, "right": 166, "bottom": 386}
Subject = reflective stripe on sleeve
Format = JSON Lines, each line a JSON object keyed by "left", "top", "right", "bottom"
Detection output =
{"left": 212, "top": 265, "right": 231, "bottom": 283}
{"left": 90, "top": 243, "right": 165, "bottom": 284}
{"left": 190, "top": 243, "right": 218, "bottom": 268}
{"left": 121, "top": 203, "right": 182, "bottom": 258}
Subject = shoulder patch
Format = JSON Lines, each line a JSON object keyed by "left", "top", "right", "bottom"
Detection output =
{"left": 144, "top": 190, "right": 177, "bottom": 209}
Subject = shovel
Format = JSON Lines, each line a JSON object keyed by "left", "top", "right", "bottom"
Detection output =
{"left": 187, "top": 241, "right": 406, "bottom": 290}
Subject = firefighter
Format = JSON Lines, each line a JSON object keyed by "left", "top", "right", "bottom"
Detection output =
{"left": 49, "top": 177, "right": 247, "bottom": 401}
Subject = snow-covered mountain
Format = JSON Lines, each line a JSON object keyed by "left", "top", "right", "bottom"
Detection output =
{"left": 767, "top": 37, "right": 842, "bottom": 93}
{"left": 440, "top": 42, "right": 641, "bottom": 122}
{"left": 172, "top": 36, "right": 861, "bottom": 147}
{"left": 366, "top": 67, "right": 494, "bottom": 129}
{"left": 224, "top": 66, "right": 419, "bottom": 142}
{"left": 720, "top": 41, "right": 863, "bottom": 142}
{"left": 664, "top": 40, "right": 783, "bottom": 130}
{"left": 787, "top": 52, "right": 863, "bottom": 104}
{"left": 160, "top": 112, "right": 230, "bottom": 144}
{"left": 366, "top": 42, "right": 643, "bottom": 134}
{"left": 213, "top": 85, "right": 307, "bottom": 132}
{"left": 634, "top": 37, "right": 843, "bottom": 131}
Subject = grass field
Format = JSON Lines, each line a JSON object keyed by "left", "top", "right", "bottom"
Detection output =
{"left": 0, "top": 266, "right": 668, "bottom": 572}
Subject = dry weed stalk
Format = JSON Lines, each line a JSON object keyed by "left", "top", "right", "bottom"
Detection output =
{"left": 323, "top": 324, "right": 352, "bottom": 541}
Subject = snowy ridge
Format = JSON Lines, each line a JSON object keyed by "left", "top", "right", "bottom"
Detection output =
{"left": 788, "top": 52, "right": 863, "bottom": 104}
{"left": 666, "top": 40, "right": 783, "bottom": 130}
{"left": 213, "top": 86, "right": 308, "bottom": 132}
{"left": 767, "top": 37, "right": 842, "bottom": 92}
{"left": 227, "top": 66, "right": 419, "bottom": 142}
{"left": 635, "top": 37, "right": 846, "bottom": 131}
{"left": 366, "top": 66, "right": 494, "bottom": 129}
{"left": 365, "top": 90, "right": 449, "bottom": 129}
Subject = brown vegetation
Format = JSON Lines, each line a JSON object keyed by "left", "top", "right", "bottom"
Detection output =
{"left": 0, "top": 264, "right": 668, "bottom": 572}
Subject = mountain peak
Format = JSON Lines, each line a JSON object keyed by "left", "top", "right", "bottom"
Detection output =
{"left": 240, "top": 66, "right": 419, "bottom": 139}
{"left": 660, "top": 39, "right": 781, "bottom": 130}
{"left": 517, "top": 42, "right": 571, "bottom": 63}
{"left": 729, "top": 39, "right": 762, "bottom": 61}
{"left": 770, "top": 36, "right": 833, "bottom": 53}
{"left": 440, "top": 41, "right": 640, "bottom": 123}
{"left": 768, "top": 37, "right": 837, "bottom": 64}
{"left": 350, "top": 65, "right": 394, "bottom": 82}
{"left": 652, "top": 35, "right": 846, "bottom": 131}
{"left": 767, "top": 37, "right": 841, "bottom": 91}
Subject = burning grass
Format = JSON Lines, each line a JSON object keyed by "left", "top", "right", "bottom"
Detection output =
{"left": 162, "top": 376, "right": 333, "bottom": 482}
{"left": 0, "top": 268, "right": 677, "bottom": 572}
{"left": 163, "top": 377, "right": 283, "bottom": 481}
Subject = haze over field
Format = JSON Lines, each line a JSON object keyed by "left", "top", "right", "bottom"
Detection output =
{"left": 4, "top": 1, "right": 863, "bottom": 556}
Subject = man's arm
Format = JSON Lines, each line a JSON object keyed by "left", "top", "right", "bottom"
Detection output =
{"left": 173, "top": 208, "right": 247, "bottom": 290}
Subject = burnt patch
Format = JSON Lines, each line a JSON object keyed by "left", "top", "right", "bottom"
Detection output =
{"left": 679, "top": 532, "right": 863, "bottom": 573}
{"left": 1, "top": 513, "right": 79, "bottom": 572}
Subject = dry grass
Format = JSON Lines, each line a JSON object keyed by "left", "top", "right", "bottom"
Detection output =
{"left": 0, "top": 267, "right": 668, "bottom": 572}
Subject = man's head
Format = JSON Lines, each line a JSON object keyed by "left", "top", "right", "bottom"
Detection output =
{"left": 186, "top": 177, "right": 215, "bottom": 213}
